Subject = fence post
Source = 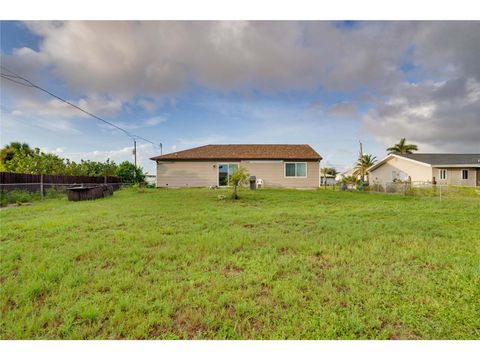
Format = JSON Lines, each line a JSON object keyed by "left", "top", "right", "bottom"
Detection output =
{"left": 439, "top": 185, "right": 442, "bottom": 201}
{"left": 40, "top": 174, "right": 44, "bottom": 199}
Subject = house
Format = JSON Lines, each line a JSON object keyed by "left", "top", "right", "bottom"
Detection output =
{"left": 320, "top": 174, "right": 336, "bottom": 186}
{"left": 150, "top": 144, "right": 322, "bottom": 188}
{"left": 367, "top": 153, "right": 480, "bottom": 187}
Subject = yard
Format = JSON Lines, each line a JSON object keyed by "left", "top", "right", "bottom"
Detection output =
{"left": 1, "top": 188, "right": 479, "bottom": 339}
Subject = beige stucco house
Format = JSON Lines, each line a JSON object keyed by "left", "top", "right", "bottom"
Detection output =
{"left": 150, "top": 144, "right": 322, "bottom": 189}
{"left": 367, "top": 153, "right": 480, "bottom": 187}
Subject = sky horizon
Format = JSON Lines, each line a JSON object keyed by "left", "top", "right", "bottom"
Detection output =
{"left": 1, "top": 21, "right": 479, "bottom": 175}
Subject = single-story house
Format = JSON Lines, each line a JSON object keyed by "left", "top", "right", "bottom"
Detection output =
{"left": 367, "top": 153, "right": 480, "bottom": 187}
{"left": 150, "top": 144, "right": 322, "bottom": 188}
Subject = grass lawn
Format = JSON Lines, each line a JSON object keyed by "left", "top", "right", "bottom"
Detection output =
{"left": 1, "top": 188, "right": 479, "bottom": 339}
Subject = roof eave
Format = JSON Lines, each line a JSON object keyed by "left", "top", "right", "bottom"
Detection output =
{"left": 151, "top": 157, "right": 321, "bottom": 161}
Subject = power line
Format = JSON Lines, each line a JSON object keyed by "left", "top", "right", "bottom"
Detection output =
{"left": 0, "top": 66, "right": 161, "bottom": 149}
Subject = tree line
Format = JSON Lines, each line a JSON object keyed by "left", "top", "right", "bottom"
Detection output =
{"left": 0, "top": 142, "right": 145, "bottom": 183}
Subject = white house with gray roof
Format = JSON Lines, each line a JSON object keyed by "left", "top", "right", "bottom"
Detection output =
{"left": 367, "top": 153, "right": 480, "bottom": 187}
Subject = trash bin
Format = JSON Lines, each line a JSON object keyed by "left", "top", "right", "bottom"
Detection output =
{"left": 249, "top": 176, "right": 257, "bottom": 190}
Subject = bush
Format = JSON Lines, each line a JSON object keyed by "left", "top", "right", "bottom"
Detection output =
{"left": 0, "top": 190, "right": 37, "bottom": 206}
{"left": 44, "top": 187, "right": 65, "bottom": 199}
{"left": 0, "top": 187, "right": 66, "bottom": 207}
{"left": 369, "top": 183, "right": 384, "bottom": 192}
{"left": 132, "top": 183, "right": 148, "bottom": 193}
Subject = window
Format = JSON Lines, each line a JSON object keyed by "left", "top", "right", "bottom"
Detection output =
{"left": 439, "top": 169, "right": 447, "bottom": 180}
{"left": 218, "top": 163, "right": 238, "bottom": 186}
{"left": 285, "top": 162, "right": 307, "bottom": 177}
{"left": 462, "top": 169, "right": 469, "bottom": 180}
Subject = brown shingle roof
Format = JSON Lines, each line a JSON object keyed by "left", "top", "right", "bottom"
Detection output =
{"left": 150, "top": 144, "right": 321, "bottom": 161}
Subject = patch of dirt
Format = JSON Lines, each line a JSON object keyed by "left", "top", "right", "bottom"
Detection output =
{"left": 101, "top": 260, "right": 114, "bottom": 269}
{"left": 74, "top": 254, "right": 87, "bottom": 262}
{"left": 255, "top": 284, "right": 274, "bottom": 306}
{"left": 421, "top": 262, "right": 442, "bottom": 270}
{"left": 34, "top": 290, "right": 48, "bottom": 307}
{"left": 97, "top": 286, "right": 111, "bottom": 293}
{"left": 148, "top": 323, "right": 168, "bottom": 338}
{"left": 3, "top": 298, "right": 17, "bottom": 311}
{"left": 278, "top": 246, "right": 294, "bottom": 255}
{"left": 335, "top": 284, "right": 349, "bottom": 293}
{"left": 43, "top": 318, "right": 63, "bottom": 329}
{"left": 379, "top": 318, "right": 421, "bottom": 340}
{"left": 224, "top": 265, "right": 243, "bottom": 277}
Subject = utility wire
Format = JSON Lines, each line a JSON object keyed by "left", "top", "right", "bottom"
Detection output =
{"left": 0, "top": 66, "right": 161, "bottom": 149}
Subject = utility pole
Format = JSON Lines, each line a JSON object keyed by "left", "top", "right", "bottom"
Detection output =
{"left": 160, "top": 143, "right": 163, "bottom": 156}
{"left": 359, "top": 141, "right": 364, "bottom": 182}
{"left": 133, "top": 139, "right": 137, "bottom": 168}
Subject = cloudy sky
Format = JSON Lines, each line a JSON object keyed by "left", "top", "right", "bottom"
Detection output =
{"left": 1, "top": 21, "right": 479, "bottom": 174}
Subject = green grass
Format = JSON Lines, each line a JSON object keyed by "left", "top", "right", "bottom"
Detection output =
{"left": 1, "top": 188, "right": 479, "bottom": 339}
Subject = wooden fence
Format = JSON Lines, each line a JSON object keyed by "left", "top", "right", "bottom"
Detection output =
{"left": 0, "top": 172, "right": 123, "bottom": 195}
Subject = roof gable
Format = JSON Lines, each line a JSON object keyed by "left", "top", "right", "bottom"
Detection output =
{"left": 151, "top": 144, "right": 321, "bottom": 161}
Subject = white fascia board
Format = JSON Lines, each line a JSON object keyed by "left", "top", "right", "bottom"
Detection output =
{"left": 431, "top": 164, "right": 480, "bottom": 168}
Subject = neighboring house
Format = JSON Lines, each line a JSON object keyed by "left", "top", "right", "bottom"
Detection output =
{"left": 144, "top": 173, "right": 156, "bottom": 186}
{"left": 150, "top": 144, "right": 322, "bottom": 188}
{"left": 367, "top": 153, "right": 480, "bottom": 187}
{"left": 320, "top": 174, "right": 336, "bottom": 186}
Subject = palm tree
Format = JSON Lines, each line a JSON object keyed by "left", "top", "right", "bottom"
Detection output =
{"left": 230, "top": 166, "right": 249, "bottom": 199}
{"left": 0, "top": 142, "right": 33, "bottom": 164}
{"left": 387, "top": 138, "right": 419, "bottom": 154}
{"left": 353, "top": 154, "right": 377, "bottom": 182}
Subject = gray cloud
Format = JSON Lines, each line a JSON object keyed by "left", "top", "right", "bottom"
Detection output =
{"left": 2, "top": 21, "right": 480, "bottom": 153}
{"left": 363, "top": 78, "right": 480, "bottom": 152}
{"left": 327, "top": 101, "right": 358, "bottom": 118}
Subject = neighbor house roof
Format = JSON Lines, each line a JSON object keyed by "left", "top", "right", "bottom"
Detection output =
{"left": 398, "top": 153, "right": 480, "bottom": 166}
{"left": 368, "top": 153, "right": 480, "bottom": 172}
{"left": 150, "top": 144, "right": 322, "bottom": 161}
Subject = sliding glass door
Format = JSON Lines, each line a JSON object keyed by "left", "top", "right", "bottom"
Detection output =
{"left": 218, "top": 163, "right": 238, "bottom": 186}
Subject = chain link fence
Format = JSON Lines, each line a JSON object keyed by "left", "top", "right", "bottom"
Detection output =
{"left": 368, "top": 182, "right": 480, "bottom": 200}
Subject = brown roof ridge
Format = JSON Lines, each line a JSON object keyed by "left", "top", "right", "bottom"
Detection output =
{"left": 150, "top": 144, "right": 321, "bottom": 161}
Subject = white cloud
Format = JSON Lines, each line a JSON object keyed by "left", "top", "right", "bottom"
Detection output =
{"left": 143, "top": 116, "right": 166, "bottom": 126}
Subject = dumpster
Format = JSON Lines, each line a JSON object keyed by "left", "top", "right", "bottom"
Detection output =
{"left": 249, "top": 176, "right": 257, "bottom": 190}
{"left": 67, "top": 185, "right": 114, "bottom": 201}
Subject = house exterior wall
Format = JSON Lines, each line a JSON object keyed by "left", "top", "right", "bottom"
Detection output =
{"left": 241, "top": 160, "right": 320, "bottom": 188}
{"left": 369, "top": 156, "right": 432, "bottom": 186}
{"left": 156, "top": 161, "right": 218, "bottom": 187}
{"left": 156, "top": 160, "right": 320, "bottom": 188}
{"left": 432, "top": 167, "right": 478, "bottom": 186}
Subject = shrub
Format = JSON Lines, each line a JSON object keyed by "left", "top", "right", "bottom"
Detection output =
{"left": 44, "top": 187, "right": 65, "bottom": 199}
{"left": 370, "top": 183, "right": 384, "bottom": 192}
{"left": 0, "top": 190, "right": 36, "bottom": 206}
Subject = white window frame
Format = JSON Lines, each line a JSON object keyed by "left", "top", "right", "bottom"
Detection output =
{"left": 284, "top": 162, "right": 308, "bottom": 178}
{"left": 217, "top": 163, "right": 239, "bottom": 187}
{"left": 461, "top": 169, "right": 469, "bottom": 180}
{"left": 439, "top": 169, "right": 447, "bottom": 180}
